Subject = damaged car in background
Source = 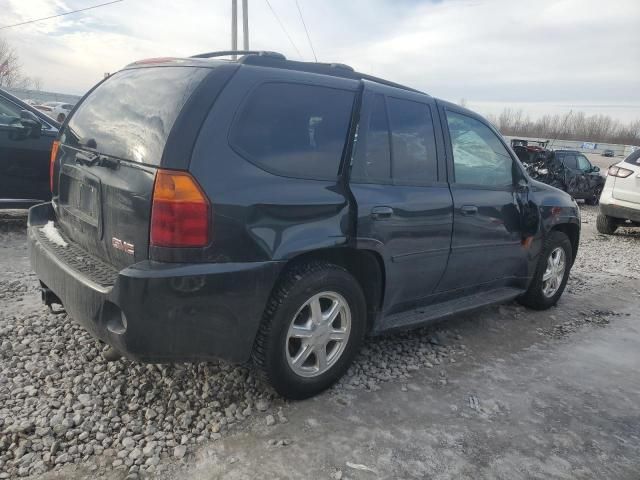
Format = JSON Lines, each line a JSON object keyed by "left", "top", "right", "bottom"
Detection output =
{"left": 512, "top": 140, "right": 604, "bottom": 204}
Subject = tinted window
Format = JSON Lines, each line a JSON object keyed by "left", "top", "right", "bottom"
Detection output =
{"left": 624, "top": 149, "right": 640, "bottom": 166}
{"left": 64, "top": 67, "right": 209, "bottom": 165}
{"left": 562, "top": 155, "right": 578, "bottom": 169}
{"left": 388, "top": 97, "right": 437, "bottom": 183}
{"left": 351, "top": 94, "right": 391, "bottom": 183}
{"left": 0, "top": 96, "right": 21, "bottom": 126}
{"left": 446, "top": 111, "right": 513, "bottom": 187}
{"left": 230, "top": 83, "right": 355, "bottom": 179}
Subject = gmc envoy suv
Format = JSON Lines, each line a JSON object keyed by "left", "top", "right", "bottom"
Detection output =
{"left": 28, "top": 51, "right": 580, "bottom": 399}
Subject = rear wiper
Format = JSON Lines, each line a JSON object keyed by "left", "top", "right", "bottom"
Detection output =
{"left": 75, "top": 151, "right": 120, "bottom": 169}
{"left": 75, "top": 151, "right": 99, "bottom": 167}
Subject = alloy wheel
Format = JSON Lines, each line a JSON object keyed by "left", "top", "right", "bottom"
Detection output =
{"left": 542, "top": 247, "right": 566, "bottom": 298}
{"left": 285, "top": 291, "right": 351, "bottom": 378}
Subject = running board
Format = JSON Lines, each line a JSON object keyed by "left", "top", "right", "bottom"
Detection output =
{"left": 380, "top": 287, "right": 524, "bottom": 332}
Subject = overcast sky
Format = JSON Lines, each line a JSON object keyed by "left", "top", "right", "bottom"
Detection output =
{"left": 2, "top": 0, "right": 639, "bottom": 121}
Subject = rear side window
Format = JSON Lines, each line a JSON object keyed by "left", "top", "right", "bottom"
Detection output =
{"left": 387, "top": 97, "right": 438, "bottom": 184}
{"left": 562, "top": 155, "right": 578, "bottom": 169}
{"left": 350, "top": 94, "right": 391, "bottom": 183}
{"left": 229, "top": 82, "right": 355, "bottom": 179}
{"left": 63, "top": 67, "right": 209, "bottom": 165}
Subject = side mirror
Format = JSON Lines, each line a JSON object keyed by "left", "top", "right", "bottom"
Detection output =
{"left": 19, "top": 110, "right": 42, "bottom": 138}
{"left": 592, "top": 165, "right": 600, "bottom": 173}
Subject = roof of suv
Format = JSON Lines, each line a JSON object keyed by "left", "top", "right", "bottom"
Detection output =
{"left": 126, "top": 50, "right": 426, "bottom": 96}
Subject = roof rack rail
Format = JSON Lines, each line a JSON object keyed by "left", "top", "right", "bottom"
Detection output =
{"left": 190, "top": 50, "right": 286, "bottom": 60}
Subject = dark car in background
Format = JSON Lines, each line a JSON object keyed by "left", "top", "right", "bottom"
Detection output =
{"left": 28, "top": 51, "right": 580, "bottom": 399}
{"left": 0, "top": 88, "right": 59, "bottom": 208}
{"left": 515, "top": 146, "right": 605, "bottom": 204}
{"left": 603, "top": 149, "right": 615, "bottom": 157}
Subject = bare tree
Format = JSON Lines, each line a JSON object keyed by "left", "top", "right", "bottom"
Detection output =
{"left": 492, "top": 107, "right": 640, "bottom": 146}
{"left": 0, "top": 37, "right": 34, "bottom": 89}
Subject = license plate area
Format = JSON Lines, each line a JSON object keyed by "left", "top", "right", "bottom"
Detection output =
{"left": 58, "top": 164, "right": 102, "bottom": 238}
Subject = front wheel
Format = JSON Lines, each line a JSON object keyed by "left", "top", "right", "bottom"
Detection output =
{"left": 596, "top": 213, "right": 618, "bottom": 234}
{"left": 518, "top": 231, "right": 572, "bottom": 310}
{"left": 252, "top": 262, "right": 366, "bottom": 399}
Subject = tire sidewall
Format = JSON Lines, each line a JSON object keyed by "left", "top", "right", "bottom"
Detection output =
{"left": 266, "top": 268, "right": 366, "bottom": 398}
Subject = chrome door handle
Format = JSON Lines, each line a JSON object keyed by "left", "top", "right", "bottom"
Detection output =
{"left": 460, "top": 205, "right": 478, "bottom": 216}
{"left": 371, "top": 206, "right": 394, "bottom": 220}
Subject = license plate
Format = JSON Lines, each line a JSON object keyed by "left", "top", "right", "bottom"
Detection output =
{"left": 59, "top": 165, "right": 101, "bottom": 228}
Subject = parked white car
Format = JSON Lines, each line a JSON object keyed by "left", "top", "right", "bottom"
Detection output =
{"left": 42, "top": 101, "right": 74, "bottom": 123}
{"left": 597, "top": 150, "right": 640, "bottom": 234}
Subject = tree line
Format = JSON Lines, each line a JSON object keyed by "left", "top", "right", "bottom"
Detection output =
{"left": 485, "top": 108, "right": 640, "bottom": 146}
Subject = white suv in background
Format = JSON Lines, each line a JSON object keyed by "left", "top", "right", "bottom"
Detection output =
{"left": 43, "top": 101, "right": 74, "bottom": 122}
{"left": 597, "top": 149, "right": 640, "bottom": 234}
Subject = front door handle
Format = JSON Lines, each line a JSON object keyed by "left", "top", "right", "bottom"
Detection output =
{"left": 460, "top": 205, "right": 478, "bottom": 216}
{"left": 371, "top": 206, "right": 394, "bottom": 220}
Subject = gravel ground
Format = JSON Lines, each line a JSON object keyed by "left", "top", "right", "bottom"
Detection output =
{"left": 0, "top": 204, "right": 638, "bottom": 479}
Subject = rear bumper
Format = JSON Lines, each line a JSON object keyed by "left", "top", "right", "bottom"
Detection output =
{"left": 28, "top": 203, "right": 284, "bottom": 363}
{"left": 600, "top": 203, "right": 640, "bottom": 223}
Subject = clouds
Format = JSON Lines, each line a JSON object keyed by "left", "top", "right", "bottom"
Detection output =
{"left": 2, "top": 0, "right": 639, "bottom": 119}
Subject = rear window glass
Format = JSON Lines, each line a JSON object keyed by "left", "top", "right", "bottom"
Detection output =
{"left": 63, "top": 67, "right": 208, "bottom": 165}
{"left": 351, "top": 94, "right": 391, "bottom": 183}
{"left": 387, "top": 97, "right": 438, "bottom": 184}
{"left": 229, "top": 82, "right": 355, "bottom": 179}
{"left": 624, "top": 149, "right": 640, "bottom": 166}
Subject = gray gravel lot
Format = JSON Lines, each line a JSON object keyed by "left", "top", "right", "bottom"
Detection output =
{"left": 0, "top": 205, "right": 639, "bottom": 479}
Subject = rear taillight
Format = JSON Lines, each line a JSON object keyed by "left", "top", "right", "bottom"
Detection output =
{"left": 608, "top": 165, "right": 633, "bottom": 178}
{"left": 150, "top": 170, "right": 211, "bottom": 248}
{"left": 50, "top": 140, "right": 60, "bottom": 192}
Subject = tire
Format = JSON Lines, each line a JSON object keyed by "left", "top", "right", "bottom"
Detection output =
{"left": 584, "top": 187, "right": 602, "bottom": 205}
{"left": 517, "top": 231, "right": 572, "bottom": 310}
{"left": 596, "top": 213, "right": 618, "bottom": 234}
{"left": 252, "top": 262, "right": 366, "bottom": 399}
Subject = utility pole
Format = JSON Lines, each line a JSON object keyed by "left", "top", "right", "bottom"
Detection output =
{"left": 231, "top": 0, "right": 238, "bottom": 59}
{"left": 242, "top": 0, "right": 249, "bottom": 50}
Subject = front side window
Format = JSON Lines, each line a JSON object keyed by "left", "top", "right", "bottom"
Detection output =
{"left": 230, "top": 83, "right": 355, "bottom": 179}
{"left": 387, "top": 97, "right": 438, "bottom": 184}
{"left": 446, "top": 111, "right": 513, "bottom": 187}
{"left": 0, "top": 97, "right": 21, "bottom": 127}
{"left": 577, "top": 155, "right": 592, "bottom": 171}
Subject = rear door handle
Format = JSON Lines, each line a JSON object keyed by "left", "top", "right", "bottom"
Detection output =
{"left": 371, "top": 206, "right": 394, "bottom": 220}
{"left": 460, "top": 205, "right": 478, "bottom": 216}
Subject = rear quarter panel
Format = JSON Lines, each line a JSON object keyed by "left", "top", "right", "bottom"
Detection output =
{"left": 188, "top": 66, "right": 360, "bottom": 263}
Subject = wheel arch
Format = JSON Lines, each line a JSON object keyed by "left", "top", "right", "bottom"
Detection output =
{"left": 270, "top": 247, "right": 385, "bottom": 332}
{"left": 550, "top": 222, "right": 579, "bottom": 265}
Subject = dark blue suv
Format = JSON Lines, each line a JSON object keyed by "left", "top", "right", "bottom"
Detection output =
{"left": 28, "top": 51, "right": 580, "bottom": 398}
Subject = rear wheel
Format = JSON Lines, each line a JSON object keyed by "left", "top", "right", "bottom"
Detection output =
{"left": 518, "top": 231, "right": 572, "bottom": 310}
{"left": 596, "top": 213, "right": 618, "bottom": 234}
{"left": 252, "top": 262, "right": 366, "bottom": 399}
